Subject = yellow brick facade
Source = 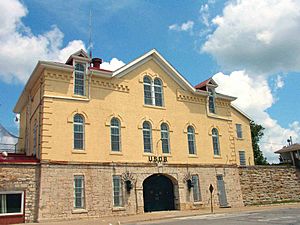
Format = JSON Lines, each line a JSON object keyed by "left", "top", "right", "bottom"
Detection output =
{"left": 15, "top": 49, "right": 254, "bottom": 166}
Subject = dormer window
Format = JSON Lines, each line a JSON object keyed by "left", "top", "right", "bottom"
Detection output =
{"left": 74, "top": 63, "right": 85, "bottom": 96}
{"left": 208, "top": 88, "right": 215, "bottom": 114}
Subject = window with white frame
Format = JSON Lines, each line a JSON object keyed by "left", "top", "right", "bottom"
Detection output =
{"left": 239, "top": 151, "right": 246, "bottom": 166}
{"left": 111, "top": 118, "right": 121, "bottom": 152}
{"left": 74, "top": 63, "right": 85, "bottom": 96}
{"left": 236, "top": 124, "right": 243, "bottom": 139}
{"left": 212, "top": 128, "right": 220, "bottom": 156}
{"left": 187, "top": 126, "right": 196, "bottom": 155}
{"left": 191, "top": 175, "right": 201, "bottom": 202}
{"left": 154, "top": 78, "right": 163, "bottom": 106}
{"left": 0, "top": 191, "right": 24, "bottom": 216}
{"left": 208, "top": 88, "right": 216, "bottom": 114}
{"left": 74, "top": 114, "right": 84, "bottom": 150}
{"left": 113, "top": 175, "right": 123, "bottom": 207}
{"left": 143, "top": 76, "right": 152, "bottom": 105}
{"left": 161, "top": 123, "right": 170, "bottom": 154}
{"left": 143, "top": 121, "right": 152, "bottom": 153}
{"left": 143, "top": 76, "right": 164, "bottom": 107}
{"left": 74, "top": 175, "right": 85, "bottom": 209}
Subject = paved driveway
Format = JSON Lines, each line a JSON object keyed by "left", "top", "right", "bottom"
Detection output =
{"left": 128, "top": 207, "right": 300, "bottom": 225}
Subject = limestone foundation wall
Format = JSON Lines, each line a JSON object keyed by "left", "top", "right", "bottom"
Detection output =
{"left": 37, "top": 163, "right": 244, "bottom": 222}
{"left": 0, "top": 163, "right": 40, "bottom": 223}
{"left": 239, "top": 166, "right": 300, "bottom": 205}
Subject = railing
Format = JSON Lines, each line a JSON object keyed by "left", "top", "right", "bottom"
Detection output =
{"left": 0, "top": 143, "right": 18, "bottom": 153}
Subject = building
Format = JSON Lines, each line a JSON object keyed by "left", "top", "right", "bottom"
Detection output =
{"left": 1, "top": 49, "right": 254, "bottom": 223}
{"left": 275, "top": 143, "right": 300, "bottom": 168}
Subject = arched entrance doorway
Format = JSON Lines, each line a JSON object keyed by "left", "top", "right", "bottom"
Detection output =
{"left": 143, "top": 174, "right": 175, "bottom": 212}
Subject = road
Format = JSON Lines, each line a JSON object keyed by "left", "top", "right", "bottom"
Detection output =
{"left": 127, "top": 207, "right": 300, "bottom": 225}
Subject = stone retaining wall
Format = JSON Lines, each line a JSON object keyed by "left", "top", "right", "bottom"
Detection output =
{"left": 0, "top": 163, "right": 40, "bottom": 222}
{"left": 239, "top": 166, "right": 300, "bottom": 205}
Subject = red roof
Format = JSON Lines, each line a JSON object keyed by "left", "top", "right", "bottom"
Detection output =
{"left": 0, "top": 153, "right": 39, "bottom": 163}
{"left": 194, "top": 78, "right": 211, "bottom": 90}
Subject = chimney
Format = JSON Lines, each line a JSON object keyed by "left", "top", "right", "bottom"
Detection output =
{"left": 92, "top": 58, "right": 102, "bottom": 69}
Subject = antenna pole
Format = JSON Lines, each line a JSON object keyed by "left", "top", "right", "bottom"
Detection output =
{"left": 88, "top": 9, "right": 93, "bottom": 58}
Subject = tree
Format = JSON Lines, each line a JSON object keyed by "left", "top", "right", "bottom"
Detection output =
{"left": 250, "top": 121, "right": 269, "bottom": 165}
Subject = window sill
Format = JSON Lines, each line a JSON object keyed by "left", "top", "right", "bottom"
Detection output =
{"left": 143, "top": 152, "right": 154, "bottom": 156}
{"left": 188, "top": 154, "right": 198, "bottom": 158}
{"left": 236, "top": 137, "right": 244, "bottom": 140}
{"left": 0, "top": 212, "right": 23, "bottom": 217}
{"left": 207, "top": 113, "right": 231, "bottom": 121}
{"left": 110, "top": 151, "right": 123, "bottom": 155}
{"left": 72, "top": 209, "right": 88, "bottom": 214}
{"left": 214, "top": 155, "right": 222, "bottom": 159}
{"left": 143, "top": 104, "right": 166, "bottom": 110}
{"left": 72, "top": 94, "right": 89, "bottom": 99}
{"left": 162, "top": 153, "right": 172, "bottom": 157}
{"left": 193, "top": 201, "right": 203, "bottom": 206}
{"left": 112, "top": 207, "right": 125, "bottom": 212}
{"left": 72, "top": 150, "right": 86, "bottom": 154}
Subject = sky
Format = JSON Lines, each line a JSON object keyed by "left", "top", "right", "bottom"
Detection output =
{"left": 0, "top": 0, "right": 299, "bottom": 162}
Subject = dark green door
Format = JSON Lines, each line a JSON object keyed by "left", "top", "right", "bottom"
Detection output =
{"left": 143, "top": 174, "right": 175, "bottom": 212}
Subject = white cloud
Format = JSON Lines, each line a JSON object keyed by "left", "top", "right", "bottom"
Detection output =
{"left": 200, "top": 4, "right": 210, "bottom": 27}
{"left": 202, "top": 0, "right": 300, "bottom": 74}
{"left": 169, "top": 21, "right": 194, "bottom": 32}
{"left": 213, "top": 71, "right": 299, "bottom": 163}
{"left": 101, "top": 58, "right": 125, "bottom": 71}
{"left": 274, "top": 75, "right": 285, "bottom": 90}
{"left": 0, "top": 0, "right": 85, "bottom": 83}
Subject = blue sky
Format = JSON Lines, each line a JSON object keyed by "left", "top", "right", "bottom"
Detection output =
{"left": 0, "top": 0, "right": 299, "bottom": 161}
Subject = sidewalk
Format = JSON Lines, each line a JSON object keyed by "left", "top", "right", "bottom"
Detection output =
{"left": 24, "top": 203, "right": 300, "bottom": 225}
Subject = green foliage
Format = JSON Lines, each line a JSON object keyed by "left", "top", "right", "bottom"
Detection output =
{"left": 250, "top": 121, "right": 269, "bottom": 165}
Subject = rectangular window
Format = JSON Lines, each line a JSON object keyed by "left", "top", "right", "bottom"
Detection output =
{"left": 236, "top": 124, "right": 243, "bottom": 139}
{"left": 191, "top": 175, "right": 201, "bottom": 202}
{"left": 74, "top": 175, "right": 85, "bottom": 209}
{"left": 113, "top": 175, "right": 123, "bottom": 207}
{"left": 74, "top": 63, "right": 85, "bottom": 96}
{"left": 239, "top": 151, "right": 246, "bottom": 166}
{"left": 0, "top": 192, "right": 23, "bottom": 216}
{"left": 209, "top": 96, "right": 215, "bottom": 113}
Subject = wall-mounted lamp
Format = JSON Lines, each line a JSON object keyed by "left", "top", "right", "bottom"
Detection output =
{"left": 125, "top": 180, "right": 133, "bottom": 193}
{"left": 187, "top": 179, "right": 194, "bottom": 191}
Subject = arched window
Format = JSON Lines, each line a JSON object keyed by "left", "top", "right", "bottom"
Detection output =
{"left": 74, "top": 63, "right": 85, "bottom": 96}
{"left": 143, "top": 121, "right": 152, "bottom": 153}
{"left": 143, "top": 76, "right": 164, "bottom": 107}
{"left": 143, "top": 76, "right": 152, "bottom": 105}
{"left": 111, "top": 118, "right": 121, "bottom": 152}
{"left": 187, "top": 126, "right": 196, "bottom": 154}
{"left": 154, "top": 78, "right": 163, "bottom": 106}
{"left": 74, "top": 114, "right": 84, "bottom": 150}
{"left": 161, "top": 123, "right": 170, "bottom": 154}
{"left": 212, "top": 128, "right": 220, "bottom": 156}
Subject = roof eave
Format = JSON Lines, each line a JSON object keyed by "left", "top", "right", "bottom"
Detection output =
{"left": 13, "top": 61, "right": 73, "bottom": 113}
{"left": 231, "top": 104, "right": 252, "bottom": 121}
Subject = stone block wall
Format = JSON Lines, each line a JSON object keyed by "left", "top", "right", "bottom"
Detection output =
{"left": 0, "top": 163, "right": 40, "bottom": 222}
{"left": 38, "top": 163, "right": 244, "bottom": 222}
{"left": 239, "top": 166, "right": 300, "bottom": 205}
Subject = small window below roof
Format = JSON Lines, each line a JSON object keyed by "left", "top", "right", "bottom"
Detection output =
{"left": 74, "top": 63, "right": 85, "bottom": 96}
{"left": 208, "top": 88, "right": 216, "bottom": 114}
